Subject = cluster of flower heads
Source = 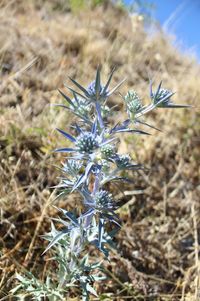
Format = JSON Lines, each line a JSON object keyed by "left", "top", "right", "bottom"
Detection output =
{"left": 43, "top": 68, "right": 189, "bottom": 300}
{"left": 14, "top": 67, "right": 189, "bottom": 301}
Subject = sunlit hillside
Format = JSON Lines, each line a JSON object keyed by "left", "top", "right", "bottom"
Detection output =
{"left": 0, "top": 1, "right": 199, "bottom": 300}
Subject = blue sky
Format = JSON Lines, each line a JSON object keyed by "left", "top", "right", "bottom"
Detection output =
{"left": 125, "top": 0, "right": 200, "bottom": 59}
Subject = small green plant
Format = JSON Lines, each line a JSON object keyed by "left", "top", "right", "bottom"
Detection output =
{"left": 69, "top": 0, "right": 106, "bottom": 12}
{"left": 12, "top": 67, "right": 189, "bottom": 300}
{"left": 69, "top": 0, "right": 85, "bottom": 12}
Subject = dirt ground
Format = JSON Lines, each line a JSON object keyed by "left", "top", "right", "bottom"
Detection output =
{"left": 0, "top": 1, "right": 199, "bottom": 300}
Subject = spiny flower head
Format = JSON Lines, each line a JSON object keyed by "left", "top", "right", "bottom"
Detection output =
{"left": 153, "top": 88, "right": 172, "bottom": 105}
{"left": 87, "top": 81, "right": 106, "bottom": 98}
{"left": 68, "top": 67, "right": 125, "bottom": 106}
{"left": 125, "top": 90, "right": 142, "bottom": 114}
{"left": 75, "top": 98, "right": 91, "bottom": 116}
{"left": 149, "top": 82, "right": 189, "bottom": 109}
{"left": 115, "top": 154, "right": 131, "bottom": 168}
{"left": 76, "top": 132, "right": 99, "bottom": 153}
{"left": 100, "top": 144, "right": 116, "bottom": 159}
{"left": 124, "top": 90, "right": 142, "bottom": 121}
{"left": 95, "top": 190, "right": 115, "bottom": 210}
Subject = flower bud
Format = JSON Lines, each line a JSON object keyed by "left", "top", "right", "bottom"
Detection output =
{"left": 115, "top": 154, "right": 131, "bottom": 168}
{"left": 124, "top": 90, "right": 142, "bottom": 120}
{"left": 101, "top": 144, "right": 116, "bottom": 159}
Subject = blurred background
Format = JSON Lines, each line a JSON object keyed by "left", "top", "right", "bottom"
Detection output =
{"left": 127, "top": 0, "right": 200, "bottom": 59}
{"left": 0, "top": 1, "right": 199, "bottom": 300}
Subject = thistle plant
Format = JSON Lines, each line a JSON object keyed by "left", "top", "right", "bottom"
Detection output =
{"left": 13, "top": 67, "right": 189, "bottom": 300}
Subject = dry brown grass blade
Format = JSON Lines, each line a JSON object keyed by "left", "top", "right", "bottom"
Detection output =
{"left": 9, "top": 57, "right": 38, "bottom": 81}
{"left": 192, "top": 201, "right": 200, "bottom": 301}
{"left": 0, "top": 57, "right": 38, "bottom": 94}
{"left": 23, "top": 189, "right": 56, "bottom": 266}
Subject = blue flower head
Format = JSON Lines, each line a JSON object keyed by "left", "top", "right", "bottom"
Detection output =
{"left": 115, "top": 154, "right": 131, "bottom": 168}
{"left": 76, "top": 132, "right": 99, "bottom": 153}
{"left": 95, "top": 190, "right": 115, "bottom": 211}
